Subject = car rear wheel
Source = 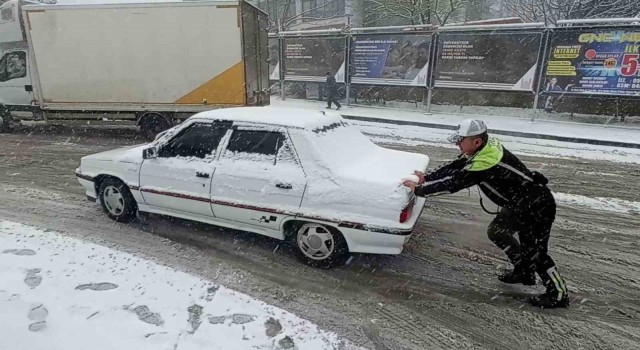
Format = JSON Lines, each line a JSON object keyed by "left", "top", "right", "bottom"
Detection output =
{"left": 98, "top": 178, "right": 137, "bottom": 223}
{"left": 292, "top": 223, "right": 350, "bottom": 269}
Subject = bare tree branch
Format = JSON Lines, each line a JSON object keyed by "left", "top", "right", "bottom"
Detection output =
{"left": 504, "top": 0, "right": 637, "bottom": 25}
{"left": 254, "top": 0, "right": 351, "bottom": 30}
{"left": 364, "top": 0, "right": 465, "bottom": 26}
{"left": 284, "top": 0, "right": 340, "bottom": 27}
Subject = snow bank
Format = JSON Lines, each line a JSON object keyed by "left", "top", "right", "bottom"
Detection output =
{"left": 351, "top": 120, "right": 640, "bottom": 164}
{"left": 554, "top": 193, "right": 640, "bottom": 214}
{"left": 0, "top": 220, "right": 360, "bottom": 350}
{"left": 272, "top": 98, "right": 640, "bottom": 147}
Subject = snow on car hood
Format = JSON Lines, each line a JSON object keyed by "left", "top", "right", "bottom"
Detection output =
{"left": 81, "top": 144, "right": 148, "bottom": 164}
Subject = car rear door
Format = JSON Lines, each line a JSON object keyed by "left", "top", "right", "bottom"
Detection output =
{"left": 210, "top": 124, "right": 306, "bottom": 235}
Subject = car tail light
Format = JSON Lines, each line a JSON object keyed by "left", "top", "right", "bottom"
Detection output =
{"left": 400, "top": 196, "right": 415, "bottom": 223}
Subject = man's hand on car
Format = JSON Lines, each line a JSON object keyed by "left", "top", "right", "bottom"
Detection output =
{"left": 413, "top": 171, "right": 426, "bottom": 184}
{"left": 403, "top": 179, "right": 417, "bottom": 191}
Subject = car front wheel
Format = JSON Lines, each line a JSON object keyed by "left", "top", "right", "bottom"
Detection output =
{"left": 293, "top": 223, "right": 350, "bottom": 269}
{"left": 98, "top": 178, "right": 137, "bottom": 222}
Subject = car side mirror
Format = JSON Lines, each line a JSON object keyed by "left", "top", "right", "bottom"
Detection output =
{"left": 143, "top": 146, "right": 158, "bottom": 159}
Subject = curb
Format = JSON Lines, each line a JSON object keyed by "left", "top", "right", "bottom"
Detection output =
{"left": 342, "top": 114, "right": 640, "bottom": 149}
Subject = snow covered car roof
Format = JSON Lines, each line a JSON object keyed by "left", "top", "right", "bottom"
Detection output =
{"left": 189, "top": 106, "right": 343, "bottom": 130}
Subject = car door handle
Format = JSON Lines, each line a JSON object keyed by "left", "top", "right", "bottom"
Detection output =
{"left": 275, "top": 182, "right": 292, "bottom": 189}
{"left": 195, "top": 172, "right": 209, "bottom": 179}
{"left": 25, "top": 85, "right": 33, "bottom": 92}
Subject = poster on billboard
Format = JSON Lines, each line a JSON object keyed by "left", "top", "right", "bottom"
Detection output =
{"left": 350, "top": 33, "right": 432, "bottom": 86}
{"left": 268, "top": 37, "right": 280, "bottom": 81}
{"left": 283, "top": 36, "right": 346, "bottom": 82}
{"left": 545, "top": 28, "right": 640, "bottom": 96}
{"left": 434, "top": 31, "right": 542, "bottom": 91}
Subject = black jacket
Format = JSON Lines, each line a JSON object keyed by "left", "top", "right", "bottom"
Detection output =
{"left": 415, "top": 138, "right": 554, "bottom": 211}
{"left": 325, "top": 75, "right": 337, "bottom": 94}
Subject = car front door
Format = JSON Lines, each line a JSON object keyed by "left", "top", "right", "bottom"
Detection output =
{"left": 210, "top": 125, "right": 306, "bottom": 235}
{"left": 139, "top": 120, "right": 231, "bottom": 218}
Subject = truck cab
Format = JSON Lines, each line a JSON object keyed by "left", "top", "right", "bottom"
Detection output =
{"left": 0, "top": 0, "right": 42, "bottom": 130}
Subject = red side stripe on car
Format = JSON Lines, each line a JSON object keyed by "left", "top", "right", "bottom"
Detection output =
{"left": 76, "top": 173, "right": 412, "bottom": 235}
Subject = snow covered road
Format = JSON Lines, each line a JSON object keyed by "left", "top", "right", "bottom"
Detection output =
{"left": 1, "top": 125, "right": 640, "bottom": 349}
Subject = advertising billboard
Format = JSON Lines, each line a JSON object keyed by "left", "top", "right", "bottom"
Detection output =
{"left": 350, "top": 33, "right": 432, "bottom": 86}
{"left": 434, "top": 31, "right": 542, "bottom": 91}
{"left": 283, "top": 36, "right": 346, "bottom": 82}
{"left": 545, "top": 28, "right": 640, "bottom": 96}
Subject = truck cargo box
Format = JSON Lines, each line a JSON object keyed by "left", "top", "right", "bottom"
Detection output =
{"left": 23, "top": 0, "right": 269, "bottom": 112}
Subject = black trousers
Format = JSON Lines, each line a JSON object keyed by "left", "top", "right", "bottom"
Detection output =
{"left": 326, "top": 92, "right": 341, "bottom": 108}
{"left": 487, "top": 191, "right": 567, "bottom": 295}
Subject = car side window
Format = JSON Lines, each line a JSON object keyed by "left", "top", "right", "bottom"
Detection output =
{"left": 225, "top": 130, "right": 284, "bottom": 157}
{"left": 159, "top": 123, "right": 227, "bottom": 159}
{"left": 276, "top": 138, "right": 299, "bottom": 165}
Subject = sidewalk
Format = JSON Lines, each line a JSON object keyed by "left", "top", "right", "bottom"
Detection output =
{"left": 271, "top": 98, "right": 640, "bottom": 149}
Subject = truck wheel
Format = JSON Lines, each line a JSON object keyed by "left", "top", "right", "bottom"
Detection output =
{"left": 0, "top": 105, "right": 13, "bottom": 133}
{"left": 290, "top": 222, "right": 350, "bottom": 269}
{"left": 139, "top": 112, "right": 171, "bottom": 140}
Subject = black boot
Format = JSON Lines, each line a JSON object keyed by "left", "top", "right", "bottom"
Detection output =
{"left": 498, "top": 268, "right": 536, "bottom": 286}
{"left": 528, "top": 292, "right": 569, "bottom": 309}
{"left": 530, "top": 266, "right": 569, "bottom": 308}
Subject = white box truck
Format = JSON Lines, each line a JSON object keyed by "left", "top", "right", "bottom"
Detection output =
{"left": 0, "top": 0, "right": 270, "bottom": 137}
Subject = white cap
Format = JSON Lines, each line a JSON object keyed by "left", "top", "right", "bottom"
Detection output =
{"left": 447, "top": 119, "right": 487, "bottom": 143}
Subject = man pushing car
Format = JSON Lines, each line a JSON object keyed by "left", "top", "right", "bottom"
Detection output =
{"left": 404, "top": 119, "right": 569, "bottom": 309}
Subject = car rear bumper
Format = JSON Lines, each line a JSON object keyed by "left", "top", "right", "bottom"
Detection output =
{"left": 339, "top": 227, "right": 414, "bottom": 254}
{"left": 340, "top": 197, "right": 426, "bottom": 255}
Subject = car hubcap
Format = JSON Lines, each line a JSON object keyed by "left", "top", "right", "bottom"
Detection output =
{"left": 103, "top": 186, "right": 125, "bottom": 216}
{"left": 297, "top": 224, "right": 335, "bottom": 260}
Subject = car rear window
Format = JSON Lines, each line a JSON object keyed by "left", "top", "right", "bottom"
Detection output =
{"left": 226, "top": 130, "right": 283, "bottom": 156}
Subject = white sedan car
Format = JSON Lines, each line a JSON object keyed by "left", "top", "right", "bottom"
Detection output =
{"left": 76, "top": 107, "right": 430, "bottom": 268}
